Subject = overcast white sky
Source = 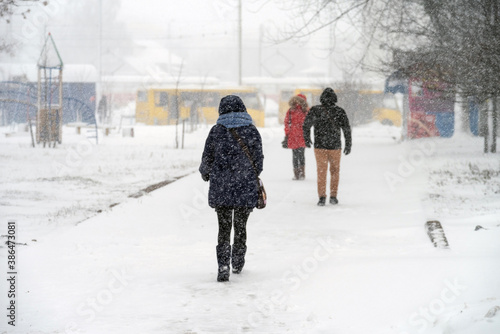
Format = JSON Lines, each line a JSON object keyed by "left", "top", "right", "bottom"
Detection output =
{"left": 115, "top": 0, "right": 339, "bottom": 79}
{"left": 0, "top": 0, "right": 381, "bottom": 84}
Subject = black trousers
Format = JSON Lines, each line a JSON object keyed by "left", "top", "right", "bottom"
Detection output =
{"left": 216, "top": 207, "right": 251, "bottom": 248}
{"left": 292, "top": 147, "right": 305, "bottom": 168}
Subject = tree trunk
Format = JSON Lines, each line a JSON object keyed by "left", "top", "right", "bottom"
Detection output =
{"left": 483, "top": 101, "right": 489, "bottom": 154}
{"left": 455, "top": 89, "right": 471, "bottom": 136}
{"left": 492, "top": 97, "right": 497, "bottom": 153}
{"left": 461, "top": 95, "right": 470, "bottom": 134}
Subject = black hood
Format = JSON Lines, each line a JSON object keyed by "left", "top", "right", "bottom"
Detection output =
{"left": 218, "top": 95, "right": 247, "bottom": 115}
{"left": 320, "top": 87, "right": 337, "bottom": 106}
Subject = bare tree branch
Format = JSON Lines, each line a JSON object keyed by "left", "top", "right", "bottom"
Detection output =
{"left": 0, "top": 0, "right": 47, "bottom": 54}
{"left": 276, "top": 0, "right": 369, "bottom": 42}
{"left": 0, "top": 0, "right": 46, "bottom": 22}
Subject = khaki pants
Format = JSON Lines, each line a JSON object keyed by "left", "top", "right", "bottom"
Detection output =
{"left": 314, "top": 149, "right": 341, "bottom": 198}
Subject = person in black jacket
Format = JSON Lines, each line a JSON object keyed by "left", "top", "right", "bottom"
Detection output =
{"left": 199, "top": 95, "right": 264, "bottom": 282}
{"left": 303, "top": 87, "right": 351, "bottom": 206}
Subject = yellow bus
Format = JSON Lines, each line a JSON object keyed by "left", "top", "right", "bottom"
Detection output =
{"left": 136, "top": 87, "right": 265, "bottom": 127}
{"left": 372, "top": 93, "right": 403, "bottom": 127}
{"left": 278, "top": 88, "right": 384, "bottom": 126}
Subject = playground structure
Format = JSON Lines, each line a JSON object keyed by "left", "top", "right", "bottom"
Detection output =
{"left": 0, "top": 81, "right": 99, "bottom": 145}
{"left": 37, "top": 33, "right": 63, "bottom": 148}
{"left": 0, "top": 35, "right": 99, "bottom": 146}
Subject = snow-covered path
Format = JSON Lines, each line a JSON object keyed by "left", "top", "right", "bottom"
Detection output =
{"left": 7, "top": 124, "right": 500, "bottom": 333}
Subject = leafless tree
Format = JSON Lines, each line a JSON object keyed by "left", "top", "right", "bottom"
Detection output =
{"left": 277, "top": 0, "right": 500, "bottom": 151}
{"left": 385, "top": 0, "right": 500, "bottom": 151}
{"left": 276, "top": 0, "right": 498, "bottom": 94}
{"left": 0, "top": 0, "right": 47, "bottom": 53}
{"left": 0, "top": 0, "right": 46, "bottom": 22}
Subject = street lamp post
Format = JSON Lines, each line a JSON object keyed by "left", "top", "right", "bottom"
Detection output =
{"left": 238, "top": 0, "right": 242, "bottom": 86}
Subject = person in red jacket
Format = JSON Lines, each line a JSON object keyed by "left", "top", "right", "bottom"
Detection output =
{"left": 284, "top": 94, "right": 309, "bottom": 180}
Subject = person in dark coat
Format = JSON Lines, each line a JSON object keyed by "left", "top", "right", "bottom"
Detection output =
{"left": 199, "top": 95, "right": 264, "bottom": 282}
{"left": 303, "top": 87, "right": 351, "bottom": 206}
{"left": 284, "top": 94, "right": 309, "bottom": 180}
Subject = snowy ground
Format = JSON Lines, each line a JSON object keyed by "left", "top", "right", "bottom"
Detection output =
{"left": 1, "top": 118, "right": 499, "bottom": 334}
{"left": 0, "top": 124, "right": 201, "bottom": 240}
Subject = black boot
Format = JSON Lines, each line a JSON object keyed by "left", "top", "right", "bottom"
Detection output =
{"left": 317, "top": 197, "right": 326, "bottom": 206}
{"left": 216, "top": 242, "right": 231, "bottom": 282}
{"left": 298, "top": 165, "right": 305, "bottom": 180}
{"left": 231, "top": 245, "right": 247, "bottom": 274}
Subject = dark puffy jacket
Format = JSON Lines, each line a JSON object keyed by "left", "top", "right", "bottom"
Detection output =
{"left": 199, "top": 96, "right": 264, "bottom": 209}
{"left": 303, "top": 88, "right": 352, "bottom": 150}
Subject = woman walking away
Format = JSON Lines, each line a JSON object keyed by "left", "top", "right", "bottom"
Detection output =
{"left": 284, "top": 94, "right": 308, "bottom": 180}
{"left": 303, "top": 87, "right": 351, "bottom": 206}
{"left": 199, "top": 95, "right": 264, "bottom": 282}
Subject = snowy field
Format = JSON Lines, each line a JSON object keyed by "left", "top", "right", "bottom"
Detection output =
{"left": 1, "top": 118, "right": 499, "bottom": 334}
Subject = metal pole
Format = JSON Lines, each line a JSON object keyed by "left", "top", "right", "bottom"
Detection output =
{"left": 238, "top": 0, "right": 242, "bottom": 86}
{"left": 58, "top": 67, "right": 63, "bottom": 144}
{"left": 48, "top": 68, "right": 53, "bottom": 147}
{"left": 44, "top": 67, "right": 48, "bottom": 147}
{"left": 258, "top": 24, "right": 262, "bottom": 77}
{"left": 329, "top": 23, "right": 333, "bottom": 78}
{"left": 27, "top": 87, "right": 35, "bottom": 148}
{"left": 182, "top": 119, "right": 185, "bottom": 149}
{"left": 98, "top": 0, "right": 103, "bottom": 118}
{"left": 37, "top": 66, "right": 41, "bottom": 144}
{"left": 402, "top": 91, "right": 409, "bottom": 141}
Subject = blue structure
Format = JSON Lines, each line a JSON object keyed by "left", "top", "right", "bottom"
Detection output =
{"left": 433, "top": 112, "right": 455, "bottom": 138}
{"left": 0, "top": 81, "right": 96, "bottom": 125}
{"left": 0, "top": 81, "right": 37, "bottom": 125}
{"left": 384, "top": 70, "right": 408, "bottom": 95}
